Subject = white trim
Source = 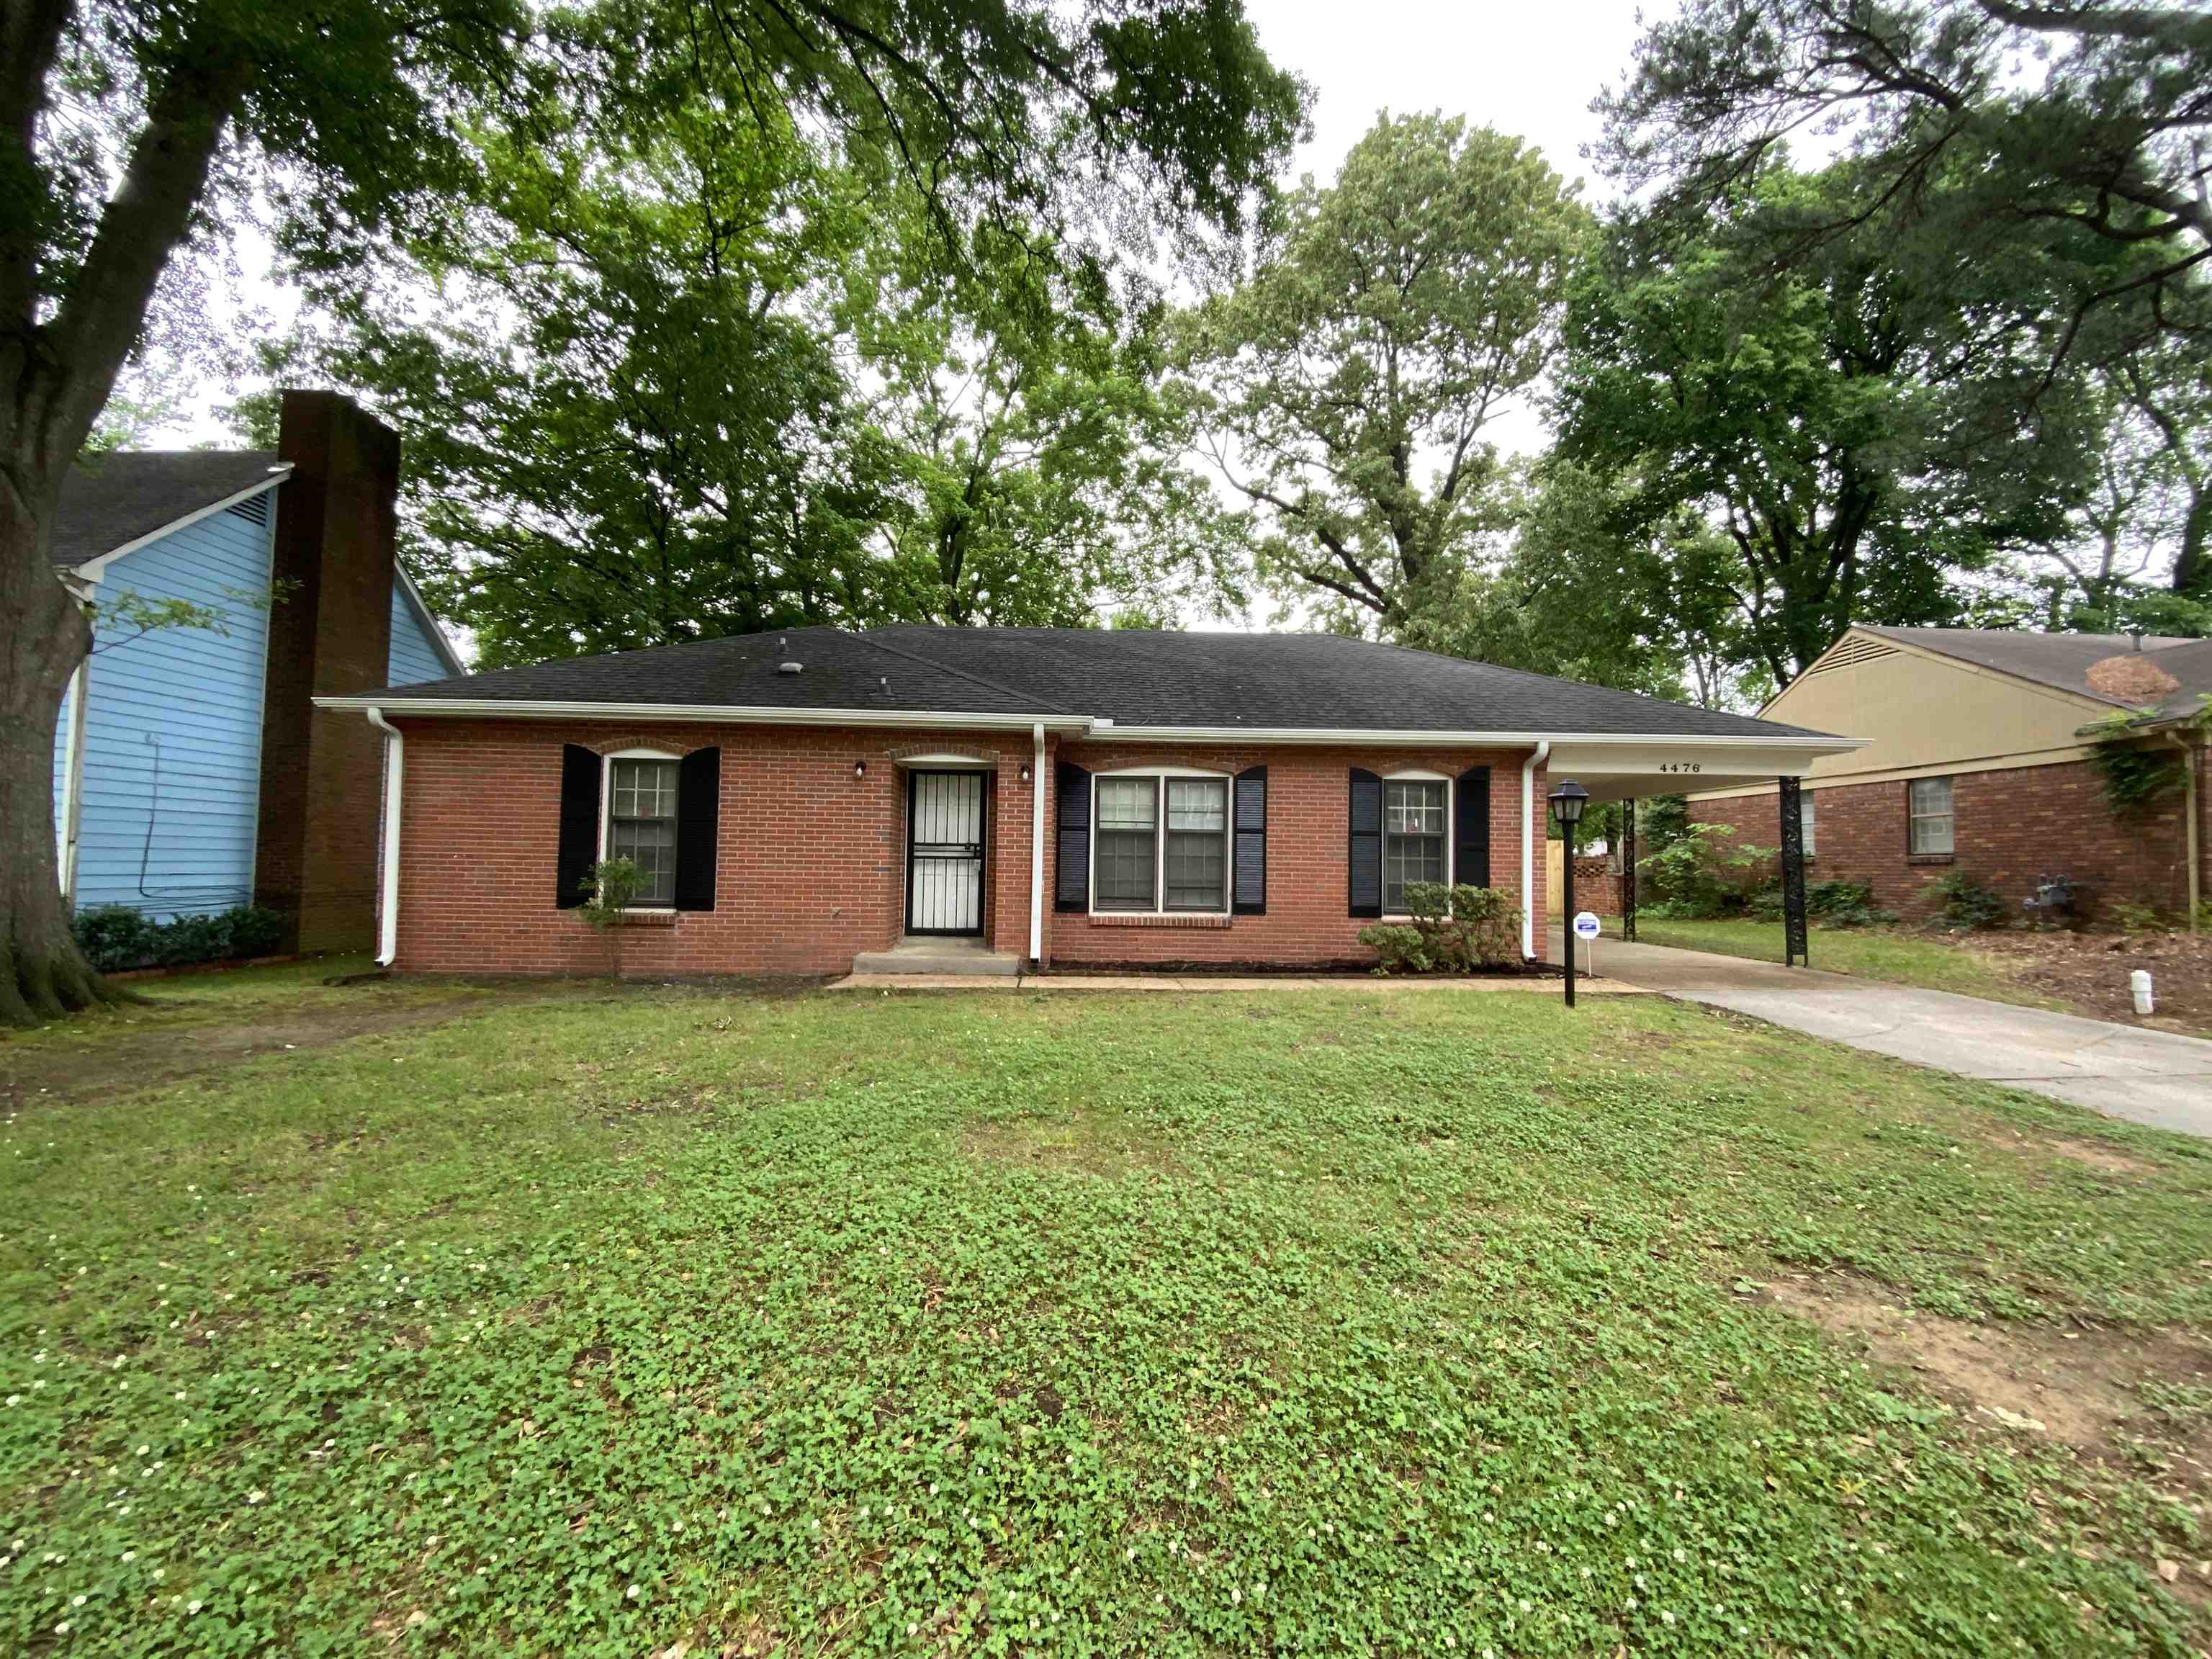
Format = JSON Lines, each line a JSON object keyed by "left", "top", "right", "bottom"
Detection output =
{"left": 65, "top": 469, "right": 292, "bottom": 583}
{"left": 314, "top": 696, "right": 1093, "bottom": 733}
{"left": 1082, "top": 725, "right": 1865, "bottom": 750}
{"left": 58, "top": 659, "right": 89, "bottom": 904}
{"left": 307, "top": 696, "right": 1866, "bottom": 757}
{"left": 365, "top": 707, "right": 404, "bottom": 966}
{"left": 392, "top": 562, "right": 467, "bottom": 678}
{"left": 598, "top": 748, "right": 682, "bottom": 913}
{"left": 1377, "top": 770, "right": 1453, "bottom": 920}
{"left": 1087, "top": 767, "right": 1233, "bottom": 919}
{"left": 1028, "top": 724, "right": 1045, "bottom": 966}
{"left": 1521, "top": 741, "right": 1550, "bottom": 960}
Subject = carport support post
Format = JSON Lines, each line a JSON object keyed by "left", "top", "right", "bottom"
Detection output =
{"left": 1621, "top": 799, "right": 1637, "bottom": 943}
{"left": 1779, "top": 776, "right": 1808, "bottom": 969}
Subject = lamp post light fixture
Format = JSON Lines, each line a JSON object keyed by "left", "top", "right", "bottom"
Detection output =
{"left": 1548, "top": 778, "right": 1591, "bottom": 1008}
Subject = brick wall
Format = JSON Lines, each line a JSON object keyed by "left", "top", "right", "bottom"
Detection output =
{"left": 1042, "top": 743, "right": 1544, "bottom": 968}
{"left": 390, "top": 721, "right": 1040, "bottom": 976}
{"left": 385, "top": 722, "right": 1547, "bottom": 975}
{"left": 1689, "top": 750, "right": 2206, "bottom": 922}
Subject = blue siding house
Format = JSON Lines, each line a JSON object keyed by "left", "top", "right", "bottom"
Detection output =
{"left": 49, "top": 393, "right": 462, "bottom": 949}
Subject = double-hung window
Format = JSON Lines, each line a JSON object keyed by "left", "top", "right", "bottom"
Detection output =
{"left": 1907, "top": 775, "right": 1954, "bottom": 858}
{"left": 1092, "top": 773, "right": 1230, "bottom": 913}
{"left": 1382, "top": 778, "right": 1447, "bottom": 912}
{"left": 607, "top": 756, "right": 680, "bottom": 904}
{"left": 1799, "top": 793, "right": 1817, "bottom": 859}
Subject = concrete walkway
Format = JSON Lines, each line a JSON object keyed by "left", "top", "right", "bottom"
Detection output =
{"left": 1557, "top": 931, "right": 2212, "bottom": 1136}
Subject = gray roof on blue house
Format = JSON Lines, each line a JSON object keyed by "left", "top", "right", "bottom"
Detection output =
{"left": 50, "top": 451, "right": 289, "bottom": 569}
{"left": 371, "top": 624, "right": 1836, "bottom": 739}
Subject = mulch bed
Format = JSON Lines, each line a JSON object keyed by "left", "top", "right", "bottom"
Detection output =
{"left": 1966, "top": 928, "right": 2212, "bottom": 1038}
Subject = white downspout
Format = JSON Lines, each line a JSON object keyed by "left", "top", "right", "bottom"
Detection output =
{"left": 1029, "top": 721, "right": 1046, "bottom": 967}
{"left": 366, "top": 706, "right": 403, "bottom": 966}
{"left": 1521, "top": 740, "right": 1551, "bottom": 959}
{"left": 58, "top": 659, "right": 89, "bottom": 905}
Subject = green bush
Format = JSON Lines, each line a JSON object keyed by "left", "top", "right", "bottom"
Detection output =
{"left": 71, "top": 904, "right": 289, "bottom": 973}
{"left": 1636, "top": 822, "right": 1773, "bottom": 919}
{"left": 2105, "top": 899, "right": 2166, "bottom": 935}
{"left": 1933, "top": 871, "right": 2005, "bottom": 930}
{"left": 1359, "top": 883, "right": 1518, "bottom": 974}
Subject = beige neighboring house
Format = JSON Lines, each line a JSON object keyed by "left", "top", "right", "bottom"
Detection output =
{"left": 1688, "top": 628, "right": 2211, "bottom": 925}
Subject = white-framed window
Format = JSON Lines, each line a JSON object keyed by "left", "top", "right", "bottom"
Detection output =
{"left": 1382, "top": 773, "right": 1451, "bottom": 914}
{"left": 600, "top": 749, "right": 681, "bottom": 907}
{"left": 1908, "top": 775, "right": 1954, "bottom": 857}
{"left": 1092, "top": 770, "right": 1231, "bottom": 914}
{"left": 1799, "top": 793, "right": 1817, "bottom": 859}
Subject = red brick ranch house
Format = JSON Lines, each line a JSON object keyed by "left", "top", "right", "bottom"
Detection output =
{"left": 315, "top": 628, "right": 1858, "bottom": 976}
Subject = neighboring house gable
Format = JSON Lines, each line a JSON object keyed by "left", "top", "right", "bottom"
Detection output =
{"left": 387, "top": 569, "right": 464, "bottom": 685}
{"left": 62, "top": 489, "right": 282, "bottom": 920}
{"left": 1732, "top": 627, "right": 2116, "bottom": 790}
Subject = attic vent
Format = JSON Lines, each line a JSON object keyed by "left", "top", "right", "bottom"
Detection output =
{"left": 778, "top": 661, "right": 803, "bottom": 675}
{"left": 1804, "top": 635, "right": 1896, "bottom": 676}
{"left": 225, "top": 492, "right": 271, "bottom": 527}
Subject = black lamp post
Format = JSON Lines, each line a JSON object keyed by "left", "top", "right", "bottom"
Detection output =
{"left": 1549, "top": 778, "right": 1590, "bottom": 1007}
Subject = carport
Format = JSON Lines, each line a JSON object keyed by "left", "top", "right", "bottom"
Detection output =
{"left": 1543, "top": 735, "right": 1865, "bottom": 967}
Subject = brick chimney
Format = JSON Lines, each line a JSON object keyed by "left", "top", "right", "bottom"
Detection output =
{"left": 252, "top": 391, "right": 401, "bottom": 954}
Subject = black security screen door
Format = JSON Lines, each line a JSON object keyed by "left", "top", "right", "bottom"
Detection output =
{"left": 907, "top": 770, "right": 985, "bottom": 935}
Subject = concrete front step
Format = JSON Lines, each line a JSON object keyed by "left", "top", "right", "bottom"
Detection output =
{"left": 851, "top": 938, "right": 1022, "bottom": 976}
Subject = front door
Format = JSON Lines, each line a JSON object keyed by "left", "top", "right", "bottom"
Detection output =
{"left": 907, "top": 770, "right": 985, "bottom": 935}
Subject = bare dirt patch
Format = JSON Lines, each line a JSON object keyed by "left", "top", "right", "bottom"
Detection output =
{"left": 1763, "top": 1270, "right": 2212, "bottom": 1473}
{"left": 0, "top": 984, "right": 533, "bottom": 1110}
{"left": 1967, "top": 929, "right": 2212, "bottom": 1039}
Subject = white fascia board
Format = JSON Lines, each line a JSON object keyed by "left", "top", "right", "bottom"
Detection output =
{"left": 1094, "top": 725, "right": 1868, "bottom": 752}
{"left": 65, "top": 467, "right": 294, "bottom": 583}
{"left": 312, "top": 696, "right": 1094, "bottom": 734}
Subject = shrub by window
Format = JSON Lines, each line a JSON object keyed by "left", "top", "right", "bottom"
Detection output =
{"left": 607, "top": 758, "right": 678, "bottom": 904}
{"left": 1382, "top": 779, "right": 1447, "bottom": 912}
{"left": 1907, "top": 776, "right": 1954, "bottom": 856}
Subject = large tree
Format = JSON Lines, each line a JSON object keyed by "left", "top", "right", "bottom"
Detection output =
{"left": 0, "top": 0, "right": 1303, "bottom": 1024}
{"left": 1552, "top": 161, "right": 2098, "bottom": 688}
{"left": 1596, "top": 0, "right": 2212, "bottom": 384}
{"left": 1178, "top": 112, "right": 1590, "bottom": 630}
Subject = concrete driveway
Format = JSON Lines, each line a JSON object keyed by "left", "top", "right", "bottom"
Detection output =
{"left": 1557, "top": 931, "right": 2212, "bottom": 1136}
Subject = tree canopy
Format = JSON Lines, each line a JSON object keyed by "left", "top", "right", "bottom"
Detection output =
{"left": 1177, "top": 113, "right": 1590, "bottom": 631}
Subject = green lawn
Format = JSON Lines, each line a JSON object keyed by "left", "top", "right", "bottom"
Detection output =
{"left": 6, "top": 971, "right": 2212, "bottom": 1655}
{"left": 1627, "top": 915, "right": 2069, "bottom": 1011}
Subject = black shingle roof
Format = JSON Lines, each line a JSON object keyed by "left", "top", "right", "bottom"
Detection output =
{"left": 50, "top": 451, "right": 289, "bottom": 569}
{"left": 374, "top": 624, "right": 1834, "bottom": 739}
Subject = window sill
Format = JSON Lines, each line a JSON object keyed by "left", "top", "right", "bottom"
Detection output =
{"left": 1084, "top": 912, "right": 1232, "bottom": 929}
{"left": 611, "top": 909, "right": 680, "bottom": 927}
{"left": 1907, "top": 854, "right": 1955, "bottom": 867}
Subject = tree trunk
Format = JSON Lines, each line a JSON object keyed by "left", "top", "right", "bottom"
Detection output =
{"left": 0, "top": 467, "right": 128, "bottom": 1026}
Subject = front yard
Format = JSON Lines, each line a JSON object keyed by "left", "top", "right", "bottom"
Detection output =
{"left": 6, "top": 965, "right": 2212, "bottom": 1655}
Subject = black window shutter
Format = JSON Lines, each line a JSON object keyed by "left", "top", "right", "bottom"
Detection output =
{"left": 673, "top": 746, "right": 721, "bottom": 912}
{"left": 1455, "top": 766, "right": 1492, "bottom": 888}
{"left": 1348, "top": 768, "right": 1382, "bottom": 918}
{"left": 1054, "top": 761, "right": 1091, "bottom": 912}
{"left": 556, "top": 745, "right": 601, "bottom": 909}
{"left": 1232, "top": 766, "right": 1267, "bottom": 914}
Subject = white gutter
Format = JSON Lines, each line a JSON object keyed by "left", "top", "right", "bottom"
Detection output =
{"left": 365, "top": 706, "right": 403, "bottom": 966}
{"left": 1029, "top": 722, "right": 1046, "bottom": 966}
{"left": 1084, "top": 725, "right": 1864, "bottom": 750}
{"left": 313, "top": 696, "right": 1092, "bottom": 734}
{"left": 58, "top": 659, "right": 89, "bottom": 904}
{"left": 1521, "top": 740, "right": 1550, "bottom": 960}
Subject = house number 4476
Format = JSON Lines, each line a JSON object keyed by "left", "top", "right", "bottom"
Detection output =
{"left": 1658, "top": 761, "right": 1703, "bottom": 774}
